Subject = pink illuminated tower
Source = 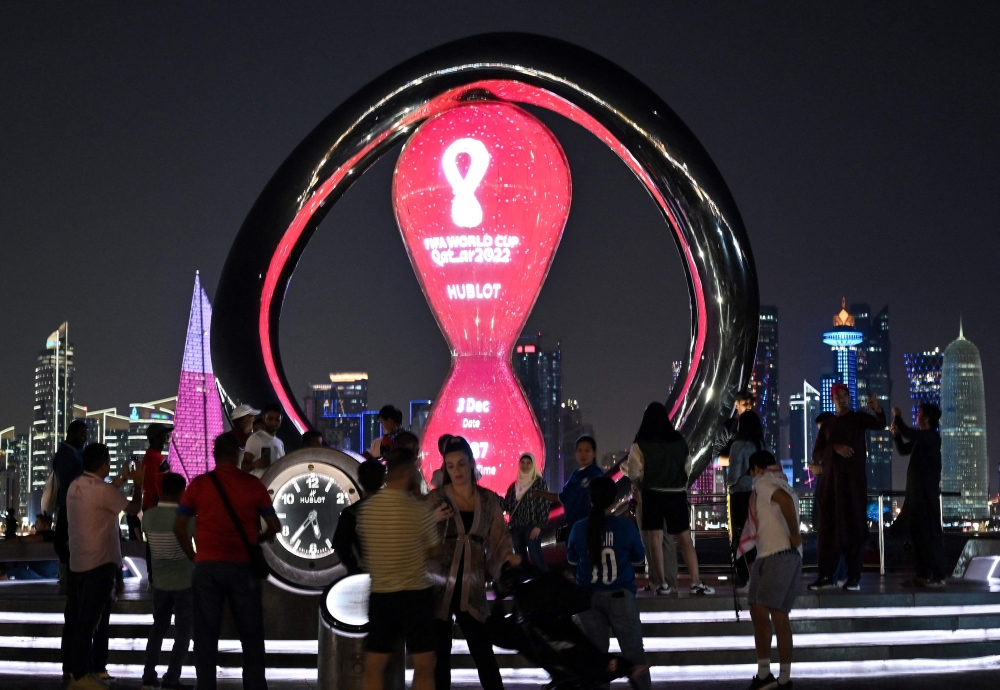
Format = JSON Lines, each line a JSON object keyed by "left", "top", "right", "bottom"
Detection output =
{"left": 168, "top": 272, "right": 224, "bottom": 481}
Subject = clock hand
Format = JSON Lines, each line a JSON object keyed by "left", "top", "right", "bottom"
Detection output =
{"left": 306, "top": 510, "right": 321, "bottom": 539}
{"left": 290, "top": 516, "right": 311, "bottom": 543}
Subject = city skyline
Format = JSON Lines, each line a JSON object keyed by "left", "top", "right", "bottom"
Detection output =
{"left": 0, "top": 5, "right": 997, "bottom": 496}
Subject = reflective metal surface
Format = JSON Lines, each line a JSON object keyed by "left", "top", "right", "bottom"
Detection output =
{"left": 213, "top": 33, "right": 759, "bottom": 479}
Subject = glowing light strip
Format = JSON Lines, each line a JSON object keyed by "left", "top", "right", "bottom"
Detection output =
{"left": 5, "top": 658, "right": 999, "bottom": 683}
{"left": 640, "top": 603, "right": 1000, "bottom": 623}
{"left": 259, "top": 78, "right": 711, "bottom": 432}
{"left": 0, "top": 636, "right": 316, "bottom": 653}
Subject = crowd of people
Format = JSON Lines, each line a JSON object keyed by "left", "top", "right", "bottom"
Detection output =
{"left": 8, "top": 382, "right": 946, "bottom": 690}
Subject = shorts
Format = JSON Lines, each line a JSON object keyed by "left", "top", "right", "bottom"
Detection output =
{"left": 640, "top": 489, "right": 690, "bottom": 534}
{"left": 748, "top": 550, "right": 802, "bottom": 613}
{"left": 366, "top": 588, "right": 436, "bottom": 654}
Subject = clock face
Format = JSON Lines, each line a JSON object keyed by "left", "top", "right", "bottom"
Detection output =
{"left": 273, "top": 471, "right": 352, "bottom": 560}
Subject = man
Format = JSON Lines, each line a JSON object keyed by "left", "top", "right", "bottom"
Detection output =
{"left": 891, "top": 404, "right": 945, "bottom": 588}
{"left": 63, "top": 444, "right": 144, "bottom": 690}
{"left": 367, "top": 405, "right": 404, "bottom": 459}
{"left": 301, "top": 430, "right": 325, "bottom": 449}
{"left": 140, "top": 423, "right": 172, "bottom": 511}
{"left": 53, "top": 420, "right": 89, "bottom": 585}
{"left": 331, "top": 458, "right": 387, "bottom": 575}
{"left": 227, "top": 404, "right": 260, "bottom": 450}
{"left": 713, "top": 390, "right": 756, "bottom": 462}
{"left": 808, "top": 412, "right": 845, "bottom": 586}
{"left": 809, "top": 385, "right": 886, "bottom": 592}
{"left": 242, "top": 404, "right": 285, "bottom": 477}
{"left": 534, "top": 436, "right": 605, "bottom": 539}
{"left": 742, "top": 451, "right": 801, "bottom": 690}
{"left": 141, "top": 473, "right": 195, "bottom": 690}
{"left": 175, "top": 434, "right": 280, "bottom": 690}
{"left": 356, "top": 448, "right": 440, "bottom": 690}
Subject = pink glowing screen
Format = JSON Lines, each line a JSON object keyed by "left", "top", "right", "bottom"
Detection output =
{"left": 392, "top": 103, "right": 572, "bottom": 493}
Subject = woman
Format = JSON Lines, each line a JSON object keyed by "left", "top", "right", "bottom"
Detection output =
{"left": 567, "top": 476, "right": 651, "bottom": 690}
{"left": 429, "top": 436, "right": 518, "bottom": 690}
{"left": 625, "top": 402, "right": 714, "bottom": 595}
{"left": 719, "top": 410, "right": 765, "bottom": 587}
{"left": 892, "top": 404, "right": 945, "bottom": 587}
{"left": 503, "top": 453, "right": 550, "bottom": 572}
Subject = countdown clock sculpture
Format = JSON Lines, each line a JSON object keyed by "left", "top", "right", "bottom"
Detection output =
{"left": 259, "top": 447, "right": 362, "bottom": 593}
{"left": 213, "top": 33, "right": 760, "bottom": 493}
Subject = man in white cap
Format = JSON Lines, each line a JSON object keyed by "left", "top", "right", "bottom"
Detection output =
{"left": 226, "top": 404, "right": 260, "bottom": 453}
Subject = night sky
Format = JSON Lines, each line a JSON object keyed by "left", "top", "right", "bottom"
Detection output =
{"left": 2, "top": 3, "right": 997, "bottom": 494}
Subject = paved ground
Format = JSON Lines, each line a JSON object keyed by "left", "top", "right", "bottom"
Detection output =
{"left": 2, "top": 672, "right": 998, "bottom": 689}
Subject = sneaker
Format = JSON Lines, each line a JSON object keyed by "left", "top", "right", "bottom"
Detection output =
{"left": 690, "top": 582, "right": 715, "bottom": 595}
{"left": 68, "top": 676, "right": 109, "bottom": 690}
{"left": 654, "top": 584, "right": 673, "bottom": 595}
{"left": 745, "top": 674, "right": 779, "bottom": 690}
{"left": 161, "top": 682, "right": 193, "bottom": 690}
{"left": 807, "top": 577, "right": 836, "bottom": 591}
{"left": 843, "top": 578, "right": 861, "bottom": 592}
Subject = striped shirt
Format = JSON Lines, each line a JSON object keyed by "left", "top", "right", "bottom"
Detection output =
{"left": 356, "top": 488, "right": 439, "bottom": 593}
{"left": 142, "top": 503, "right": 194, "bottom": 591}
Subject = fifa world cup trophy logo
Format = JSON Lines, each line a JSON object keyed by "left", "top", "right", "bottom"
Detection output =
{"left": 392, "top": 102, "right": 572, "bottom": 493}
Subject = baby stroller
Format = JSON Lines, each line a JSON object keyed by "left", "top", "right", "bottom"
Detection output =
{"left": 487, "top": 564, "right": 644, "bottom": 689}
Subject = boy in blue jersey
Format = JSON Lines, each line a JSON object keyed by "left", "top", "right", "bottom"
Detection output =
{"left": 567, "top": 477, "right": 650, "bottom": 690}
{"left": 536, "top": 436, "right": 605, "bottom": 540}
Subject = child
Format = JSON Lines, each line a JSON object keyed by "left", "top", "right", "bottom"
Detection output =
{"left": 740, "top": 451, "right": 801, "bottom": 690}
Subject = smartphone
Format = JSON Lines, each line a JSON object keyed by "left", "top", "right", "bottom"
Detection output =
{"left": 261, "top": 447, "right": 272, "bottom": 466}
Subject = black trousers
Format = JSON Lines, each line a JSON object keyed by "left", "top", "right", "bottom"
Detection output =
{"left": 435, "top": 596, "right": 503, "bottom": 690}
{"left": 729, "top": 491, "right": 753, "bottom": 585}
{"left": 54, "top": 508, "right": 70, "bottom": 564}
{"left": 910, "top": 501, "right": 945, "bottom": 581}
{"left": 62, "top": 563, "right": 116, "bottom": 678}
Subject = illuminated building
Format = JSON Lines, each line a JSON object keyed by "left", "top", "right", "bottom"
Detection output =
{"left": 905, "top": 349, "right": 943, "bottom": 425}
{"left": 820, "top": 374, "right": 838, "bottom": 414}
{"left": 84, "top": 408, "right": 132, "bottom": 479}
{"left": 128, "top": 398, "right": 176, "bottom": 465}
{"left": 306, "top": 373, "right": 371, "bottom": 452}
{"left": 409, "top": 400, "right": 433, "bottom": 435}
{"left": 789, "top": 381, "right": 822, "bottom": 492}
{"left": 750, "top": 306, "right": 780, "bottom": 453}
{"left": 0, "top": 427, "right": 27, "bottom": 520}
{"left": 514, "top": 333, "right": 564, "bottom": 489}
{"left": 821, "top": 299, "right": 864, "bottom": 412}
{"left": 850, "top": 303, "right": 893, "bottom": 494}
{"left": 27, "top": 322, "right": 74, "bottom": 521}
{"left": 941, "top": 322, "right": 989, "bottom": 521}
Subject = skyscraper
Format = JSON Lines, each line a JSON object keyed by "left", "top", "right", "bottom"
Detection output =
{"left": 789, "top": 381, "right": 821, "bottom": 492}
{"left": 821, "top": 299, "right": 863, "bottom": 411}
{"left": 851, "top": 303, "right": 893, "bottom": 494}
{"left": 513, "top": 333, "right": 563, "bottom": 489}
{"left": 559, "top": 399, "right": 594, "bottom": 486}
{"left": 904, "top": 349, "right": 943, "bottom": 425}
{"left": 941, "top": 322, "right": 989, "bottom": 521}
{"left": 85, "top": 408, "right": 132, "bottom": 478}
{"left": 409, "top": 400, "right": 433, "bottom": 435}
{"left": 28, "top": 323, "right": 74, "bottom": 519}
{"left": 750, "top": 306, "right": 779, "bottom": 452}
{"left": 128, "top": 398, "right": 176, "bottom": 464}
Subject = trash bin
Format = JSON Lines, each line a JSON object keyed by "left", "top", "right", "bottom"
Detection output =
{"left": 318, "top": 574, "right": 404, "bottom": 690}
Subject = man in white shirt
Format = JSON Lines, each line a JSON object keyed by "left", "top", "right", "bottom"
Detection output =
{"left": 63, "top": 443, "right": 145, "bottom": 690}
{"left": 241, "top": 403, "right": 285, "bottom": 478}
{"left": 743, "top": 450, "right": 801, "bottom": 690}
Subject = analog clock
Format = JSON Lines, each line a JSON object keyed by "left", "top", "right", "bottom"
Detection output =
{"left": 273, "top": 471, "right": 352, "bottom": 559}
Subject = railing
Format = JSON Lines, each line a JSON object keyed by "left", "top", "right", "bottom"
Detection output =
{"left": 683, "top": 491, "right": 962, "bottom": 575}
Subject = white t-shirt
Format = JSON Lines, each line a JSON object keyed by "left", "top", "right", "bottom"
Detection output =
{"left": 244, "top": 430, "right": 285, "bottom": 478}
{"left": 67, "top": 472, "right": 129, "bottom": 573}
{"left": 753, "top": 473, "right": 802, "bottom": 559}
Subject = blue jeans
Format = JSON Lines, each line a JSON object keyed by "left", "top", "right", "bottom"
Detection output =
{"left": 192, "top": 562, "right": 267, "bottom": 690}
{"left": 578, "top": 590, "right": 651, "bottom": 690}
{"left": 143, "top": 588, "right": 193, "bottom": 685}
{"left": 510, "top": 525, "right": 548, "bottom": 572}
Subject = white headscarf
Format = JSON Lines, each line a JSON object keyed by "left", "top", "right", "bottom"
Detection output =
{"left": 515, "top": 452, "right": 541, "bottom": 501}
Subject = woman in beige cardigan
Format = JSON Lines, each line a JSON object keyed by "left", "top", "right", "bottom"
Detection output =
{"left": 429, "top": 436, "right": 518, "bottom": 690}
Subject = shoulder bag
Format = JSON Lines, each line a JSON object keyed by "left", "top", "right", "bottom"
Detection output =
{"left": 208, "top": 472, "right": 270, "bottom": 579}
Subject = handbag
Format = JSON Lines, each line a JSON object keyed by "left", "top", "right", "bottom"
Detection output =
{"left": 208, "top": 472, "right": 270, "bottom": 579}
{"left": 41, "top": 471, "right": 59, "bottom": 515}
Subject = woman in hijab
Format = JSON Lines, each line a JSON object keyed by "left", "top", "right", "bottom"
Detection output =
{"left": 502, "top": 452, "right": 550, "bottom": 572}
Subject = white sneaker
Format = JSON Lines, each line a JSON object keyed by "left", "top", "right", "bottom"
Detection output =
{"left": 654, "top": 584, "right": 673, "bottom": 595}
{"left": 690, "top": 582, "right": 715, "bottom": 595}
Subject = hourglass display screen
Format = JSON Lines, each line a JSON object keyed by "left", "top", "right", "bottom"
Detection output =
{"left": 392, "top": 102, "right": 572, "bottom": 493}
